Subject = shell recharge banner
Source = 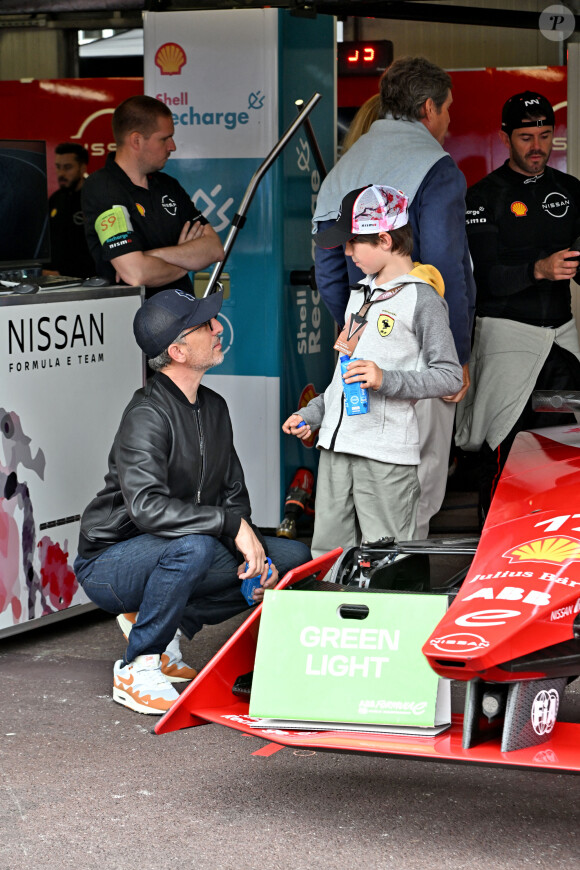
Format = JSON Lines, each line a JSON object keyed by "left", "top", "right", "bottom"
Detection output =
{"left": 143, "top": 10, "right": 282, "bottom": 383}
{"left": 144, "top": 10, "right": 278, "bottom": 160}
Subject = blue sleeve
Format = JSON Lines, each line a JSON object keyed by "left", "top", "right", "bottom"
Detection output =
{"left": 314, "top": 220, "right": 364, "bottom": 327}
{"left": 410, "top": 158, "right": 476, "bottom": 365}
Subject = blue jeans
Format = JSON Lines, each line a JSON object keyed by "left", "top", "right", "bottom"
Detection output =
{"left": 74, "top": 534, "right": 311, "bottom": 662}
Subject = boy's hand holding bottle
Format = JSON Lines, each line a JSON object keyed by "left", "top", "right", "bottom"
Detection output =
{"left": 282, "top": 414, "right": 311, "bottom": 439}
{"left": 342, "top": 358, "right": 383, "bottom": 391}
{"left": 341, "top": 356, "right": 383, "bottom": 417}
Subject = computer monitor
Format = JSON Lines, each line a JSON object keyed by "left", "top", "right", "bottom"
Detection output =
{"left": 0, "top": 139, "right": 50, "bottom": 270}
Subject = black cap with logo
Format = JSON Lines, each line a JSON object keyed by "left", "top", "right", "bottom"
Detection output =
{"left": 501, "top": 91, "right": 555, "bottom": 135}
{"left": 133, "top": 288, "right": 223, "bottom": 359}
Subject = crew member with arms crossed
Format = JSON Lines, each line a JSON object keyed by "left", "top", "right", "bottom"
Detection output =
{"left": 82, "top": 95, "right": 224, "bottom": 298}
{"left": 74, "top": 288, "right": 311, "bottom": 715}
{"left": 456, "top": 91, "right": 580, "bottom": 522}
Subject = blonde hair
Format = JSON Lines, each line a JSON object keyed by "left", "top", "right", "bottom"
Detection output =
{"left": 341, "top": 94, "right": 381, "bottom": 154}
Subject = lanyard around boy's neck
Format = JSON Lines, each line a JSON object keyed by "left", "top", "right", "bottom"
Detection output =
{"left": 334, "top": 280, "right": 405, "bottom": 357}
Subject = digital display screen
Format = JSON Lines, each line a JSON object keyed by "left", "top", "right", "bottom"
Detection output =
{"left": 0, "top": 140, "right": 50, "bottom": 268}
{"left": 337, "top": 41, "right": 393, "bottom": 77}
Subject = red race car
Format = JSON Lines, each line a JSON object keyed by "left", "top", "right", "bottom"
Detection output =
{"left": 156, "top": 392, "right": 580, "bottom": 774}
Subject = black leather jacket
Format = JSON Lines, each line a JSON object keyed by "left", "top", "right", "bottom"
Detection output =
{"left": 78, "top": 372, "right": 257, "bottom": 559}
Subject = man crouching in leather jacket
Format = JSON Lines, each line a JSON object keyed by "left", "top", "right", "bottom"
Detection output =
{"left": 74, "top": 288, "right": 311, "bottom": 715}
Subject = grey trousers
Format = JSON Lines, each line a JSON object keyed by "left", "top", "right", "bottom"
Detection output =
{"left": 310, "top": 449, "right": 420, "bottom": 559}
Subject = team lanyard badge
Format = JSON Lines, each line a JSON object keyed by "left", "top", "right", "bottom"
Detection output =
{"left": 334, "top": 283, "right": 404, "bottom": 357}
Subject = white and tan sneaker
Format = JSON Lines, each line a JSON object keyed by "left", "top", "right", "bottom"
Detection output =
{"left": 160, "top": 631, "right": 198, "bottom": 682}
{"left": 116, "top": 614, "right": 197, "bottom": 682}
{"left": 112, "top": 655, "right": 179, "bottom": 715}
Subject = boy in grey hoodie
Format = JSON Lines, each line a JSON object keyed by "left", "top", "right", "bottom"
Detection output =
{"left": 282, "top": 184, "right": 462, "bottom": 557}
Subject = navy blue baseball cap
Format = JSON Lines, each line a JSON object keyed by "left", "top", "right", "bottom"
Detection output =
{"left": 133, "top": 288, "right": 223, "bottom": 358}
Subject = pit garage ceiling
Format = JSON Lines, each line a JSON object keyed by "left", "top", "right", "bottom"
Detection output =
{"left": 0, "top": 0, "right": 578, "bottom": 32}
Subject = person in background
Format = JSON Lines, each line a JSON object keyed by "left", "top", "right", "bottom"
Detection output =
{"left": 82, "top": 95, "right": 224, "bottom": 299}
{"left": 456, "top": 91, "right": 580, "bottom": 523}
{"left": 45, "top": 143, "right": 95, "bottom": 279}
{"left": 341, "top": 93, "right": 381, "bottom": 154}
{"left": 312, "top": 56, "right": 476, "bottom": 539}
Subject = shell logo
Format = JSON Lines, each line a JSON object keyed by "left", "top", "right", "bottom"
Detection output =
{"left": 510, "top": 201, "right": 528, "bottom": 217}
{"left": 135, "top": 203, "right": 145, "bottom": 217}
{"left": 503, "top": 536, "right": 580, "bottom": 565}
{"left": 155, "top": 43, "right": 187, "bottom": 76}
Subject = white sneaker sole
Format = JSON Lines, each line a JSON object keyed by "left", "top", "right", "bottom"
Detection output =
{"left": 112, "top": 686, "right": 174, "bottom": 715}
{"left": 163, "top": 672, "right": 192, "bottom": 683}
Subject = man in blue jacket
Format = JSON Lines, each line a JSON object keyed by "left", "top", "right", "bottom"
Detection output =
{"left": 313, "top": 57, "right": 475, "bottom": 538}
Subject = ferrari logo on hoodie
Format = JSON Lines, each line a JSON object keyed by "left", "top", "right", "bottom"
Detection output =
{"left": 378, "top": 312, "right": 395, "bottom": 336}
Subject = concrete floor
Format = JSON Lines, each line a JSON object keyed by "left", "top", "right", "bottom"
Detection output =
{"left": 2, "top": 493, "right": 580, "bottom": 870}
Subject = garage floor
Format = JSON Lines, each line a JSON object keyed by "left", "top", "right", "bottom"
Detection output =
{"left": 2, "top": 490, "right": 580, "bottom": 870}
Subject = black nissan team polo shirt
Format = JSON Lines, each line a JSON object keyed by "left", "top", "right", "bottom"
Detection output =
{"left": 466, "top": 161, "right": 580, "bottom": 326}
{"left": 82, "top": 153, "right": 207, "bottom": 298}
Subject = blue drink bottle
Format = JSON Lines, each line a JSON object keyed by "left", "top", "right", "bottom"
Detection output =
{"left": 241, "top": 557, "right": 273, "bottom": 606}
{"left": 340, "top": 355, "right": 369, "bottom": 416}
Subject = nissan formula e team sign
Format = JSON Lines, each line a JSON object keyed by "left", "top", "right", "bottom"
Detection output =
{"left": 0, "top": 290, "right": 142, "bottom": 635}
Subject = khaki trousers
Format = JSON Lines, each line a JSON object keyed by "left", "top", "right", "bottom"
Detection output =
{"left": 311, "top": 449, "right": 420, "bottom": 559}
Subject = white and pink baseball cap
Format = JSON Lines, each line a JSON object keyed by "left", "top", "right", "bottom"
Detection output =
{"left": 314, "top": 184, "right": 409, "bottom": 249}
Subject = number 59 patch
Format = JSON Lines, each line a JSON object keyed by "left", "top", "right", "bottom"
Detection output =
{"left": 95, "top": 205, "right": 133, "bottom": 245}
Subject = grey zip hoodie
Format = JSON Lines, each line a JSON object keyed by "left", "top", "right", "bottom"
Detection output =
{"left": 298, "top": 272, "right": 462, "bottom": 466}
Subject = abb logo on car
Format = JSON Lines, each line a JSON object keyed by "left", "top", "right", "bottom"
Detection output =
{"left": 462, "top": 585, "right": 551, "bottom": 606}
{"left": 452, "top": 585, "right": 552, "bottom": 627}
